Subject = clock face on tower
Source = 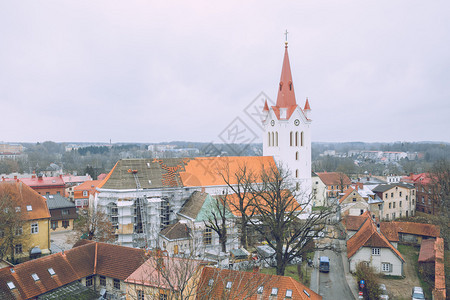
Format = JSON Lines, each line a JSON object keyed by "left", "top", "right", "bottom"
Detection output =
{"left": 271, "top": 120, "right": 275, "bottom": 126}
{"left": 294, "top": 119, "right": 300, "bottom": 126}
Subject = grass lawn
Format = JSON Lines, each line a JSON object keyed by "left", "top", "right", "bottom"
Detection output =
{"left": 261, "top": 264, "right": 300, "bottom": 282}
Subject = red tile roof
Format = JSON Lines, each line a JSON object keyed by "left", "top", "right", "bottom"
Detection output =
{"left": 304, "top": 97, "right": 311, "bottom": 111}
{"left": 418, "top": 238, "right": 436, "bottom": 263}
{"left": 316, "top": 172, "right": 352, "bottom": 186}
{"left": 341, "top": 211, "right": 371, "bottom": 231}
{"left": 433, "top": 237, "right": 446, "bottom": 300}
{"left": 379, "top": 223, "right": 399, "bottom": 242}
{"left": 394, "top": 222, "right": 440, "bottom": 238}
{"left": 275, "top": 44, "right": 297, "bottom": 109}
{"left": 347, "top": 218, "right": 404, "bottom": 262}
{"left": 0, "top": 241, "right": 146, "bottom": 299}
{"left": 196, "top": 266, "right": 321, "bottom": 300}
{"left": 0, "top": 181, "right": 50, "bottom": 220}
{"left": 19, "top": 176, "right": 65, "bottom": 188}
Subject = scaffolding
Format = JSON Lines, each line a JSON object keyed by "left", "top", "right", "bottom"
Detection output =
{"left": 128, "top": 169, "right": 148, "bottom": 248}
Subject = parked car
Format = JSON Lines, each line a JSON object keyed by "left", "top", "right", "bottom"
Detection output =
{"left": 319, "top": 256, "right": 330, "bottom": 272}
{"left": 411, "top": 286, "right": 425, "bottom": 300}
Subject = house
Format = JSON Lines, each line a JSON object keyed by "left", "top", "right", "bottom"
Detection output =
{"left": 339, "top": 187, "right": 370, "bottom": 217}
{"left": 196, "top": 266, "right": 322, "bottom": 300}
{"left": 341, "top": 211, "right": 372, "bottom": 239}
{"left": 124, "top": 255, "right": 205, "bottom": 300}
{"left": 314, "top": 172, "right": 351, "bottom": 201}
{"left": 372, "top": 183, "right": 416, "bottom": 220}
{"left": 61, "top": 174, "right": 92, "bottom": 202}
{"left": 73, "top": 179, "right": 101, "bottom": 208}
{"left": 380, "top": 221, "right": 439, "bottom": 244}
{"left": 402, "top": 173, "right": 437, "bottom": 215}
{"left": 19, "top": 174, "right": 65, "bottom": 196}
{"left": 44, "top": 194, "right": 77, "bottom": 232}
{"left": 0, "top": 240, "right": 147, "bottom": 300}
{"left": 0, "top": 181, "right": 51, "bottom": 261}
{"left": 347, "top": 217, "right": 405, "bottom": 276}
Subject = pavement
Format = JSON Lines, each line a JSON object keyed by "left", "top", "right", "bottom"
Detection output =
{"left": 310, "top": 238, "right": 359, "bottom": 300}
{"left": 50, "top": 230, "right": 78, "bottom": 253}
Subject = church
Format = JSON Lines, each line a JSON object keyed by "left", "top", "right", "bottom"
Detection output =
{"left": 94, "top": 41, "right": 313, "bottom": 255}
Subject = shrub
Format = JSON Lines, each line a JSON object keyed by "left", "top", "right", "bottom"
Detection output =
{"left": 355, "top": 262, "right": 382, "bottom": 300}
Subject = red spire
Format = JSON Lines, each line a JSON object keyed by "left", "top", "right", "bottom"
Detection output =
{"left": 304, "top": 97, "right": 311, "bottom": 110}
{"left": 263, "top": 99, "right": 269, "bottom": 111}
{"left": 276, "top": 43, "right": 297, "bottom": 108}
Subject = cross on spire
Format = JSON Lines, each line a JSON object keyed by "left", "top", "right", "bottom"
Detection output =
{"left": 284, "top": 30, "right": 289, "bottom": 42}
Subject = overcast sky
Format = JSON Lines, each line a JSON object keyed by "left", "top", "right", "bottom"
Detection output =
{"left": 1, "top": 1, "right": 449, "bottom": 144}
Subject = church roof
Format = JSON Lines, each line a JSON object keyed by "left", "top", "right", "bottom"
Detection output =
{"left": 304, "top": 98, "right": 311, "bottom": 111}
{"left": 276, "top": 44, "right": 297, "bottom": 109}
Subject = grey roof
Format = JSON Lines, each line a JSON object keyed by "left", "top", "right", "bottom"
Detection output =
{"left": 159, "top": 221, "right": 191, "bottom": 241}
{"left": 372, "top": 183, "right": 414, "bottom": 193}
{"left": 178, "top": 191, "right": 208, "bottom": 220}
{"left": 44, "top": 194, "right": 75, "bottom": 209}
{"left": 100, "top": 158, "right": 191, "bottom": 190}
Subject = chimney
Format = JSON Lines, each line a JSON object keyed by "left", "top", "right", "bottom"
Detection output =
{"left": 32, "top": 174, "right": 36, "bottom": 179}
{"left": 14, "top": 175, "right": 17, "bottom": 180}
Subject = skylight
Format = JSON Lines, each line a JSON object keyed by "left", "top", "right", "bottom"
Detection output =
{"left": 26, "top": 205, "right": 32, "bottom": 211}
{"left": 286, "top": 289, "right": 293, "bottom": 298}
{"left": 48, "top": 268, "right": 55, "bottom": 275}
{"left": 303, "top": 289, "right": 311, "bottom": 297}
{"left": 7, "top": 281, "right": 15, "bottom": 289}
{"left": 225, "top": 281, "right": 232, "bottom": 289}
{"left": 271, "top": 288, "right": 278, "bottom": 296}
{"left": 257, "top": 286, "right": 263, "bottom": 294}
{"left": 208, "top": 279, "right": 214, "bottom": 286}
{"left": 31, "top": 273, "right": 39, "bottom": 281}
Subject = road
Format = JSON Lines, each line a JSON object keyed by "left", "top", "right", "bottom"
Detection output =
{"left": 317, "top": 248, "right": 354, "bottom": 300}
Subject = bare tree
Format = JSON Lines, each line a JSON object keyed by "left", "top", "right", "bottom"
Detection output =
{"left": 73, "top": 207, "right": 116, "bottom": 243}
{"left": 0, "top": 184, "right": 28, "bottom": 262}
{"left": 429, "top": 159, "right": 450, "bottom": 249}
{"left": 217, "top": 164, "right": 256, "bottom": 249}
{"left": 204, "top": 194, "right": 233, "bottom": 253}
{"left": 249, "top": 164, "right": 336, "bottom": 276}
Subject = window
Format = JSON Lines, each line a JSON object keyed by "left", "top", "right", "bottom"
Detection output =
{"left": 295, "top": 169, "right": 299, "bottom": 178}
{"left": 48, "top": 268, "right": 55, "bottom": 275}
{"left": 392, "top": 212, "right": 396, "bottom": 219}
{"left": 203, "top": 228, "right": 212, "bottom": 245}
{"left": 331, "top": 185, "right": 334, "bottom": 190}
{"left": 27, "top": 205, "right": 32, "bottom": 211}
{"left": 271, "top": 288, "right": 278, "bottom": 296}
{"left": 286, "top": 289, "right": 293, "bottom": 298}
{"left": 300, "top": 131, "right": 304, "bottom": 146}
{"left": 86, "top": 275, "right": 93, "bottom": 287}
{"left": 385, "top": 193, "right": 388, "bottom": 199}
{"left": 295, "top": 151, "right": 299, "bottom": 160}
{"left": 99, "top": 275, "right": 106, "bottom": 286}
{"left": 51, "top": 221, "right": 58, "bottom": 230}
{"left": 62, "top": 209, "right": 69, "bottom": 215}
{"left": 7, "top": 282, "right": 15, "bottom": 290}
{"left": 400, "top": 201, "right": 402, "bottom": 207}
{"left": 208, "top": 279, "right": 214, "bottom": 286}
{"left": 389, "top": 203, "right": 391, "bottom": 209}
{"left": 275, "top": 132, "right": 278, "bottom": 146}
{"left": 31, "top": 273, "right": 39, "bottom": 281}
{"left": 137, "top": 290, "right": 145, "bottom": 300}
{"left": 372, "top": 248, "right": 380, "bottom": 255}
{"left": 257, "top": 286, "right": 264, "bottom": 294}
{"left": 295, "top": 131, "right": 299, "bottom": 146}
{"left": 83, "top": 191, "right": 88, "bottom": 197}
{"left": 391, "top": 193, "right": 394, "bottom": 198}
{"left": 226, "top": 281, "right": 232, "bottom": 289}
{"left": 15, "top": 226, "right": 22, "bottom": 236}
{"left": 412, "top": 190, "right": 415, "bottom": 195}
{"left": 268, "top": 132, "right": 271, "bottom": 147}
{"left": 14, "top": 244, "right": 22, "bottom": 255}
{"left": 422, "top": 196, "right": 425, "bottom": 203}
{"left": 31, "top": 222, "right": 39, "bottom": 234}
{"left": 160, "top": 293, "right": 168, "bottom": 300}
{"left": 399, "top": 191, "right": 402, "bottom": 197}
{"left": 382, "top": 263, "right": 391, "bottom": 272}
{"left": 406, "top": 195, "right": 408, "bottom": 201}
{"left": 393, "top": 202, "right": 396, "bottom": 209}
{"left": 15, "top": 207, "right": 21, "bottom": 212}
{"left": 62, "top": 220, "right": 69, "bottom": 228}
{"left": 352, "top": 198, "right": 357, "bottom": 202}
{"left": 271, "top": 132, "right": 274, "bottom": 147}
{"left": 113, "top": 278, "right": 120, "bottom": 289}
{"left": 290, "top": 132, "right": 293, "bottom": 146}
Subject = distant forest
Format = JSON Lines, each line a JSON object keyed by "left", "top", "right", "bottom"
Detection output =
{"left": 0, "top": 141, "right": 448, "bottom": 178}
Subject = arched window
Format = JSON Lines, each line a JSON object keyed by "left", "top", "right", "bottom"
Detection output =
{"left": 290, "top": 132, "right": 293, "bottom": 146}
{"left": 295, "top": 169, "right": 299, "bottom": 178}
{"left": 271, "top": 132, "right": 274, "bottom": 147}
{"left": 268, "top": 132, "right": 271, "bottom": 147}
{"left": 275, "top": 132, "right": 278, "bottom": 146}
{"left": 295, "top": 151, "right": 299, "bottom": 160}
{"left": 301, "top": 131, "right": 304, "bottom": 146}
{"left": 295, "top": 132, "right": 299, "bottom": 147}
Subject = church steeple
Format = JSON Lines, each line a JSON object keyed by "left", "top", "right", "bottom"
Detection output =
{"left": 276, "top": 43, "right": 297, "bottom": 108}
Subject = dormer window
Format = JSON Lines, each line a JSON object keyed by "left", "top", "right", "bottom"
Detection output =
{"left": 286, "top": 289, "right": 293, "bottom": 298}
{"left": 31, "top": 273, "right": 39, "bottom": 281}
{"left": 7, "top": 281, "right": 15, "bottom": 290}
{"left": 257, "top": 286, "right": 263, "bottom": 294}
{"left": 48, "top": 268, "right": 55, "bottom": 276}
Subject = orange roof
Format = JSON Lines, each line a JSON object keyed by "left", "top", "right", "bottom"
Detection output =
{"left": 347, "top": 217, "right": 404, "bottom": 261}
{"left": 341, "top": 211, "right": 371, "bottom": 231}
{"left": 0, "top": 181, "right": 50, "bottom": 220}
{"left": 433, "top": 237, "right": 446, "bottom": 299}
{"left": 73, "top": 180, "right": 102, "bottom": 193}
{"left": 180, "top": 156, "right": 276, "bottom": 187}
{"left": 275, "top": 44, "right": 297, "bottom": 109}
{"left": 304, "top": 98, "right": 311, "bottom": 110}
{"left": 196, "top": 266, "right": 321, "bottom": 300}
{"left": 394, "top": 222, "right": 440, "bottom": 238}
{"left": 97, "top": 161, "right": 119, "bottom": 189}
{"left": 339, "top": 187, "right": 355, "bottom": 204}
{"left": 263, "top": 99, "right": 269, "bottom": 111}
{"left": 316, "top": 172, "right": 352, "bottom": 186}
{"left": 418, "top": 238, "right": 436, "bottom": 263}
{"left": 379, "top": 222, "right": 399, "bottom": 242}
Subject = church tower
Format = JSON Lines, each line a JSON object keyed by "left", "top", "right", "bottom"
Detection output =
{"left": 262, "top": 41, "right": 312, "bottom": 200}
